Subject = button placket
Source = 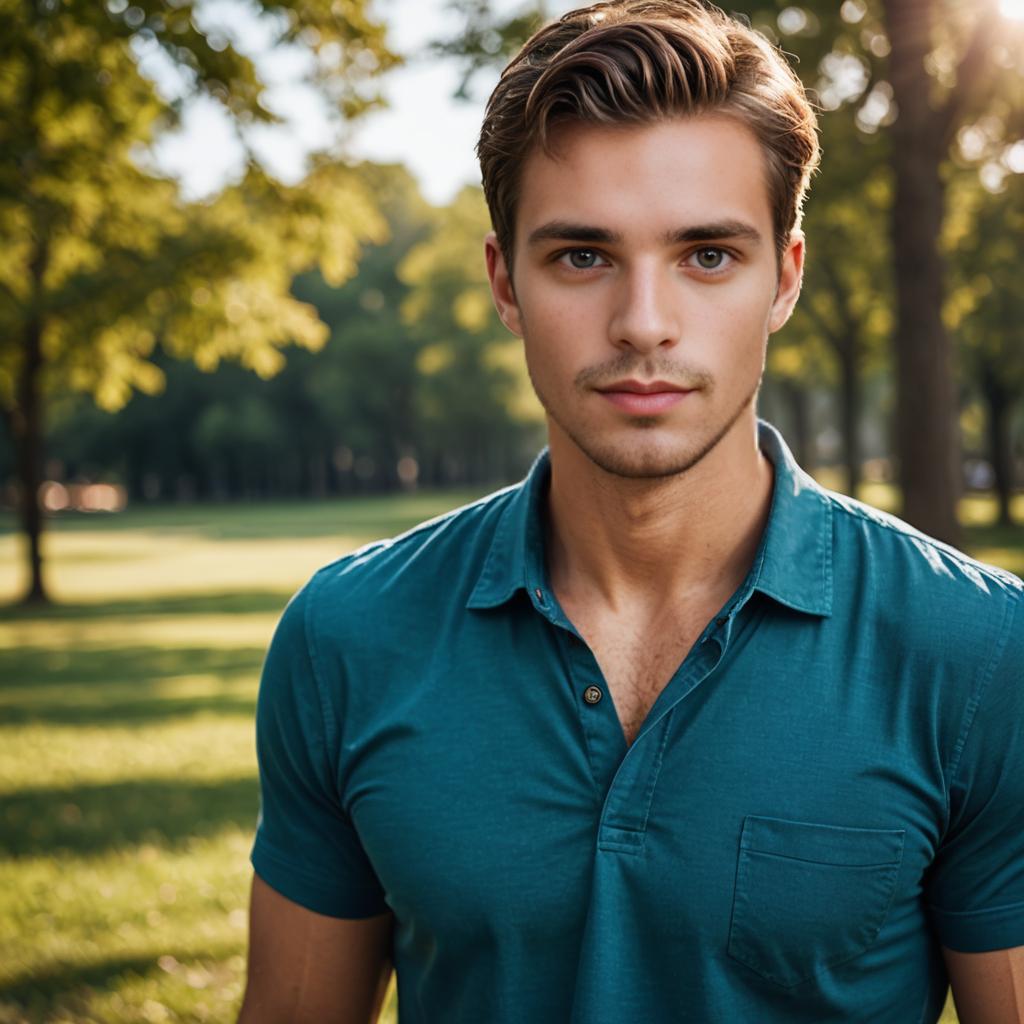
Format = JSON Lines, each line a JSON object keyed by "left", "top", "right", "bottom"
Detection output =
{"left": 557, "top": 628, "right": 625, "bottom": 795}
{"left": 598, "top": 637, "right": 725, "bottom": 850}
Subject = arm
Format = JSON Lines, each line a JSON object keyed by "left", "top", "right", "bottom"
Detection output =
{"left": 238, "top": 874, "right": 395, "bottom": 1024}
{"left": 944, "top": 945, "right": 1024, "bottom": 1024}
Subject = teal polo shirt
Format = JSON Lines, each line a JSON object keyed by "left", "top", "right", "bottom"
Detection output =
{"left": 252, "top": 420, "right": 1024, "bottom": 1023}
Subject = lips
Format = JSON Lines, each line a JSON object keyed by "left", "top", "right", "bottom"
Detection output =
{"left": 597, "top": 380, "right": 695, "bottom": 415}
{"left": 599, "top": 380, "right": 692, "bottom": 395}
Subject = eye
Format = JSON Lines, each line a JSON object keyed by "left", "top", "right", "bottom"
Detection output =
{"left": 689, "top": 247, "right": 733, "bottom": 272}
{"left": 558, "top": 248, "right": 607, "bottom": 270}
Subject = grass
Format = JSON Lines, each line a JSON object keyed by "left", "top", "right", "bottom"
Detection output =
{"left": 1, "top": 482, "right": 1020, "bottom": 1023}
{"left": 0, "top": 490, "right": 485, "bottom": 1024}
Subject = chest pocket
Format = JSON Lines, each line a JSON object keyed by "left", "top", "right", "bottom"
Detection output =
{"left": 727, "top": 815, "right": 905, "bottom": 989}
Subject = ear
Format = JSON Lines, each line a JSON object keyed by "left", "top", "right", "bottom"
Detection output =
{"left": 484, "top": 232, "right": 524, "bottom": 337}
{"left": 768, "top": 230, "right": 806, "bottom": 334}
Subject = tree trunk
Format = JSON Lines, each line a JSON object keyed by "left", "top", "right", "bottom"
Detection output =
{"left": 837, "top": 334, "right": 861, "bottom": 499}
{"left": 881, "top": 0, "right": 962, "bottom": 546}
{"left": 981, "top": 362, "right": 1015, "bottom": 528}
{"left": 13, "top": 270, "right": 48, "bottom": 604}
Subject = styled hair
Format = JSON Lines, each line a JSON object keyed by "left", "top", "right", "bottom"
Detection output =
{"left": 477, "top": 0, "right": 820, "bottom": 269}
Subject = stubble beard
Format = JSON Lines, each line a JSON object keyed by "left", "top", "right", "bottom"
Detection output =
{"left": 527, "top": 355, "right": 762, "bottom": 481}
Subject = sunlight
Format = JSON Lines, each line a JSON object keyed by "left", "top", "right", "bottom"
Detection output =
{"left": 999, "top": 0, "right": 1024, "bottom": 20}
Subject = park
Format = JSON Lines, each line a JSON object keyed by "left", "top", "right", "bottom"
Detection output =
{"left": 2, "top": 0, "right": 1023, "bottom": 1020}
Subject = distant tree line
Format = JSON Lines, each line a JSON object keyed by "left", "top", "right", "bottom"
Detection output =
{"left": 0, "top": 164, "right": 544, "bottom": 504}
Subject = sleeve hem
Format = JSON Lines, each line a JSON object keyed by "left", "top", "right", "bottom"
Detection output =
{"left": 930, "top": 899, "right": 1024, "bottom": 952}
{"left": 251, "top": 839, "right": 389, "bottom": 920}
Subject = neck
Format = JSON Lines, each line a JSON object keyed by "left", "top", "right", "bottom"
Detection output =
{"left": 546, "top": 411, "right": 774, "bottom": 614}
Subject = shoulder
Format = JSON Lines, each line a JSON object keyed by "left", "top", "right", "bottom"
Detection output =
{"left": 823, "top": 486, "right": 1020, "bottom": 596}
{"left": 817, "top": 484, "right": 1022, "bottom": 656}
{"left": 299, "top": 482, "right": 521, "bottom": 638}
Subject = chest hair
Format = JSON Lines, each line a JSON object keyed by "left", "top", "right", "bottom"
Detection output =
{"left": 573, "top": 608, "right": 711, "bottom": 746}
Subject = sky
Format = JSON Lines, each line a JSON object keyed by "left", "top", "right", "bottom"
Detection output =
{"left": 141, "top": 0, "right": 1024, "bottom": 205}
{"left": 143, "top": 0, "right": 578, "bottom": 206}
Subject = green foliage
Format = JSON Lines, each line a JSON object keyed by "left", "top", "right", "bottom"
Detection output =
{"left": 0, "top": 0, "right": 396, "bottom": 413}
{"left": 946, "top": 170, "right": 1024, "bottom": 390}
{"left": 399, "top": 185, "right": 543, "bottom": 456}
{"left": 0, "top": 0, "right": 399, "bottom": 599}
{"left": 30, "top": 168, "right": 543, "bottom": 498}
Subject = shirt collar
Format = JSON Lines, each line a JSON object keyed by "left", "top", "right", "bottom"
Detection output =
{"left": 467, "top": 419, "right": 833, "bottom": 618}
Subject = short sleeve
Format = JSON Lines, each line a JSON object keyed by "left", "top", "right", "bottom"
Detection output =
{"left": 250, "top": 580, "right": 388, "bottom": 918}
{"left": 926, "top": 590, "right": 1024, "bottom": 952}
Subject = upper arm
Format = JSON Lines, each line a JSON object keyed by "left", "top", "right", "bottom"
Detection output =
{"left": 251, "top": 583, "right": 388, "bottom": 918}
{"left": 927, "top": 592, "right": 1024, "bottom": 954}
{"left": 943, "top": 945, "right": 1024, "bottom": 1024}
{"left": 238, "top": 873, "right": 394, "bottom": 1024}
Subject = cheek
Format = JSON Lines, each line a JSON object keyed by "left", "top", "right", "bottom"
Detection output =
{"left": 691, "top": 280, "right": 775, "bottom": 344}
{"left": 520, "top": 293, "right": 597, "bottom": 374}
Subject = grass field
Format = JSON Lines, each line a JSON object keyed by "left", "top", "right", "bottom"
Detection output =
{"left": 1, "top": 482, "right": 1020, "bottom": 1023}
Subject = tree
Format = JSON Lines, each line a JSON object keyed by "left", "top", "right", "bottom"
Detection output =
{"left": 399, "top": 186, "right": 543, "bottom": 484}
{"left": 877, "top": 0, "right": 1000, "bottom": 543}
{"left": 782, "top": 104, "right": 894, "bottom": 496}
{"left": 0, "top": 0, "right": 396, "bottom": 603}
{"left": 946, "top": 168, "right": 1024, "bottom": 526}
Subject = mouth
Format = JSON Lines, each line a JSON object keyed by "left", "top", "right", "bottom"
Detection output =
{"left": 596, "top": 380, "right": 696, "bottom": 415}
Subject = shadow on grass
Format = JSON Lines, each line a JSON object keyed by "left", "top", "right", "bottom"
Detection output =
{"left": 0, "top": 775, "right": 258, "bottom": 858}
{"left": 0, "top": 589, "right": 293, "bottom": 623}
{"left": 0, "top": 947, "right": 237, "bottom": 1013}
{"left": 0, "top": 645, "right": 262, "bottom": 726}
{"left": 0, "top": 953, "right": 168, "bottom": 1013}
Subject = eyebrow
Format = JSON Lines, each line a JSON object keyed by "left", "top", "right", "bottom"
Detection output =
{"left": 525, "top": 218, "right": 764, "bottom": 247}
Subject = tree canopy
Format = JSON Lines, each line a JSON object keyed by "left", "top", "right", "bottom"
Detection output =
{"left": 1, "top": 0, "right": 397, "bottom": 601}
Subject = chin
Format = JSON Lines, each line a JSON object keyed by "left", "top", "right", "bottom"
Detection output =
{"left": 558, "top": 424, "right": 716, "bottom": 480}
{"left": 580, "top": 441, "right": 711, "bottom": 480}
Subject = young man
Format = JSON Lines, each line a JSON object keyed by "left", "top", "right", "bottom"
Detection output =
{"left": 239, "top": 2, "right": 1024, "bottom": 1021}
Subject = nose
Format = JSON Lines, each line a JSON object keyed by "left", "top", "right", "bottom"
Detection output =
{"left": 607, "top": 261, "right": 681, "bottom": 355}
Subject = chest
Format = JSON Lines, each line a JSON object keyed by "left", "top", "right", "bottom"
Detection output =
{"left": 343, "top": 617, "right": 948, "bottom": 1019}
{"left": 570, "top": 607, "right": 713, "bottom": 745}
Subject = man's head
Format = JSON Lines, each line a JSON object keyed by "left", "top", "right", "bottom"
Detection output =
{"left": 477, "top": 0, "right": 819, "bottom": 274}
{"left": 478, "top": 1, "right": 820, "bottom": 481}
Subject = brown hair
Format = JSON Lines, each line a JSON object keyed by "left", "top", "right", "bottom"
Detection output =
{"left": 477, "top": 0, "right": 820, "bottom": 269}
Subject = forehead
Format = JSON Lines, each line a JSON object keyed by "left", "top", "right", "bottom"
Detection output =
{"left": 515, "top": 115, "right": 773, "bottom": 247}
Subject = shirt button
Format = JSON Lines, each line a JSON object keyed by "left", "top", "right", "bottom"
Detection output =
{"left": 583, "top": 685, "right": 603, "bottom": 705}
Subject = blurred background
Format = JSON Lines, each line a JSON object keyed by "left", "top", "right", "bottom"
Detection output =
{"left": 0, "top": 0, "right": 1021, "bottom": 1021}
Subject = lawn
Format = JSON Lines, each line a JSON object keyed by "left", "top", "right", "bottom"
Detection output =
{"left": 1, "top": 482, "right": 1019, "bottom": 1023}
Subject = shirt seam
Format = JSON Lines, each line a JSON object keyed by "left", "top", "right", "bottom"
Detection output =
{"left": 946, "top": 586, "right": 1019, "bottom": 800}
{"left": 823, "top": 493, "right": 1021, "bottom": 591}
{"left": 254, "top": 833, "right": 347, "bottom": 893}
{"left": 928, "top": 896, "right": 1024, "bottom": 919}
{"left": 252, "top": 839, "right": 386, "bottom": 915}
{"left": 302, "top": 570, "right": 345, "bottom": 810}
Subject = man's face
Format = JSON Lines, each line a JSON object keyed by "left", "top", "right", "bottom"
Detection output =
{"left": 485, "top": 114, "right": 804, "bottom": 479}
